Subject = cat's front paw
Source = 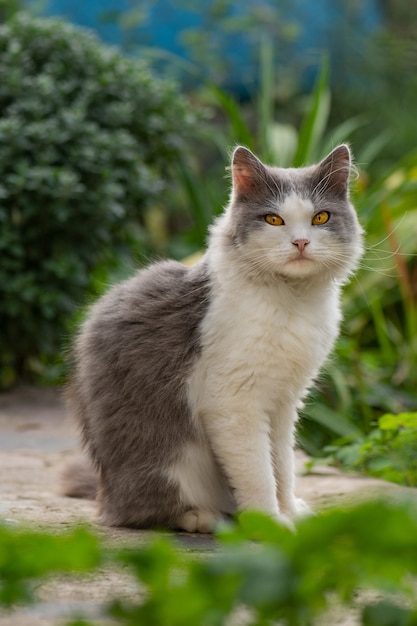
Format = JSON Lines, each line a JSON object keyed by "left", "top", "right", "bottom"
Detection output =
{"left": 175, "top": 509, "right": 220, "bottom": 534}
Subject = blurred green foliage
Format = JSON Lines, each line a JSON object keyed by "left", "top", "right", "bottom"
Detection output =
{"left": 318, "top": 412, "right": 417, "bottom": 487}
{"left": 0, "top": 13, "right": 195, "bottom": 386}
{"left": 331, "top": 0, "right": 417, "bottom": 172}
{"left": 0, "top": 0, "right": 21, "bottom": 21}
{"left": 2, "top": 500, "right": 417, "bottom": 625}
{"left": 0, "top": 526, "right": 100, "bottom": 606}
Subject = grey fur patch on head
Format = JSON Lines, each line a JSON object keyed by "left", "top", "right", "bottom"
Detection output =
{"left": 227, "top": 144, "right": 360, "bottom": 247}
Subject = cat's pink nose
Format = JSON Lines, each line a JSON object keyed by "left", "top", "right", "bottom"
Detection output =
{"left": 292, "top": 239, "right": 310, "bottom": 252}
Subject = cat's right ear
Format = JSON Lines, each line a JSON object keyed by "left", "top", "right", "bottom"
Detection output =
{"left": 230, "top": 146, "right": 267, "bottom": 196}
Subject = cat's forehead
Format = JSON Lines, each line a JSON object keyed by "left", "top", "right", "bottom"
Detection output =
{"left": 268, "top": 164, "right": 316, "bottom": 198}
{"left": 277, "top": 191, "right": 315, "bottom": 218}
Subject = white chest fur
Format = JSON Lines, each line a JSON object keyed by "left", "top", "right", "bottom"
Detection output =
{"left": 188, "top": 260, "right": 342, "bottom": 418}
{"left": 181, "top": 259, "right": 343, "bottom": 521}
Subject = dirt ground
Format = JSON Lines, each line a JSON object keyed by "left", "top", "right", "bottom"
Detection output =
{"left": 0, "top": 386, "right": 414, "bottom": 626}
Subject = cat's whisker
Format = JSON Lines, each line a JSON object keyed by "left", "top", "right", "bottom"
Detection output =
{"left": 363, "top": 253, "right": 401, "bottom": 263}
{"left": 364, "top": 249, "right": 416, "bottom": 261}
{"left": 357, "top": 266, "right": 399, "bottom": 278}
{"left": 358, "top": 258, "right": 398, "bottom": 271}
{"left": 365, "top": 243, "right": 399, "bottom": 255}
{"left": 365, "top": 214, "right": 408, "bottom": 249}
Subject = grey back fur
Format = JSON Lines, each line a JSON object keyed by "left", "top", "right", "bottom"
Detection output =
{"left": 66, "top": 259, "right": 211, "bottom": 528}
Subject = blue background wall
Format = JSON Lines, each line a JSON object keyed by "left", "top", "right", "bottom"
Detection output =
{"left": 22, "top": 0, "right": 382, "bottom": 94}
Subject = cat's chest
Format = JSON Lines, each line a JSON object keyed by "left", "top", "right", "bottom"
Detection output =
{"left": 192, "top": 279, "right": 341, "bottom": 403}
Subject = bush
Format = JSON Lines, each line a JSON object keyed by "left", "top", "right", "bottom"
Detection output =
{"left": 0, "top": 13, "right": 195, "bottom": 386}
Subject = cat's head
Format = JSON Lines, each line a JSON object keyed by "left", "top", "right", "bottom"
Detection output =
{"left": 214, "top": 145, "right": 364, "bottom": 283}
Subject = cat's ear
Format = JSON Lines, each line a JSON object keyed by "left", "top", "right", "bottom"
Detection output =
{"left": 315, "top": 144, "right": 352, "bottom": 197}
{"left": 231, "top": 146, "right": 268, "bottom": 196}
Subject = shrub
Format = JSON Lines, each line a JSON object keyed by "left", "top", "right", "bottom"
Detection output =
{"left": 0, "top": 13, "right": 195, "bottom": 386}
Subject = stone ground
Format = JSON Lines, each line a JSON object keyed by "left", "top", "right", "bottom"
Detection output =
{"left": 0, "top": 387, "right": 414, "bottom": 626}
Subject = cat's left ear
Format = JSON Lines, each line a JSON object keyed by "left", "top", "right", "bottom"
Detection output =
{"left": 231, "top": 146, "right": 269, "bottom": 196}
{"left": 315, "top": 144, "right": 352, "bottom": 197}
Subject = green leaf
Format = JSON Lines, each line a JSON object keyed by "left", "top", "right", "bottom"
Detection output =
{"left": 0, "top": 527, "right": 100, "bottom": 606}
{"left": 210, "top": 85, "right": 254, "bottom": 150}
{"left": 236, "top": 510, "right": 293, "bottom": 542}
{"left": 379, "top": 412, "right": 417, "bottom": 431}
{"left": 292, "top": 57, "right": 331, "bottom": 166}
{"left": 305, "top": 404, "right": 363, "bottom": 438}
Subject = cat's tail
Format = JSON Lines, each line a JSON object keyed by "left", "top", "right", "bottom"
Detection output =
{"left": 61, "top": 457, "right": 98, "bottom": 500}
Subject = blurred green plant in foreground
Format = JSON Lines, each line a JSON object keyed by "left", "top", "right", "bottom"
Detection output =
{"left": 2, "top": 499, "right": 417, "bottom": 625}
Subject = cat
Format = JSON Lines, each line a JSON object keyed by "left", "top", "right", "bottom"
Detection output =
{"left": 63, "top": 144, "right": 364, "bottom": 533}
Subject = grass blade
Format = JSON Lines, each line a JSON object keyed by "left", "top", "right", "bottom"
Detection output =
{"left": 209, "top": 85, "right": 254, "bottom": 149}
{"left": 258, "top": 33, "right": 275, "bottom": 161}
{"left": 304, "top": 403, "right": 363, "bottom": 438}
{"left": 292, "top": 58, "right": 331, "bottom": 166}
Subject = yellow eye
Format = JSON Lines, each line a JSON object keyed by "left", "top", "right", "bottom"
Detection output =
{"left": 312, "top": 211, "right": 330, "bottom": 225}
{"left": 265, "top": 214, "right": 284, "bottom": 226}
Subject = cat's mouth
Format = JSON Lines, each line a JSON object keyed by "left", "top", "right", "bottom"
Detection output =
{"left": 283, "top": 252, "right": 316, "bottom": 274}
{"left": 288, "top": 252, "right": 313, "bottom": 263}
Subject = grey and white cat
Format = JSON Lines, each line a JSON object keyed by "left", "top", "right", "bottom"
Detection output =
{"left": 64, "top": 145, "right": 363, "bottom": 532}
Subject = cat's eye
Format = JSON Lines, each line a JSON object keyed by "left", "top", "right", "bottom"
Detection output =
{"left": 265, "top": 214, "right": 285, "bottom": 226}
{"left": 312, "top": 211, "right": 330, "bottom": 225}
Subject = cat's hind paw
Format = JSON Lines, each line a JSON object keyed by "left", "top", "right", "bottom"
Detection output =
{"left": 175, "top": 509, "right": 220, "bottom": 534}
